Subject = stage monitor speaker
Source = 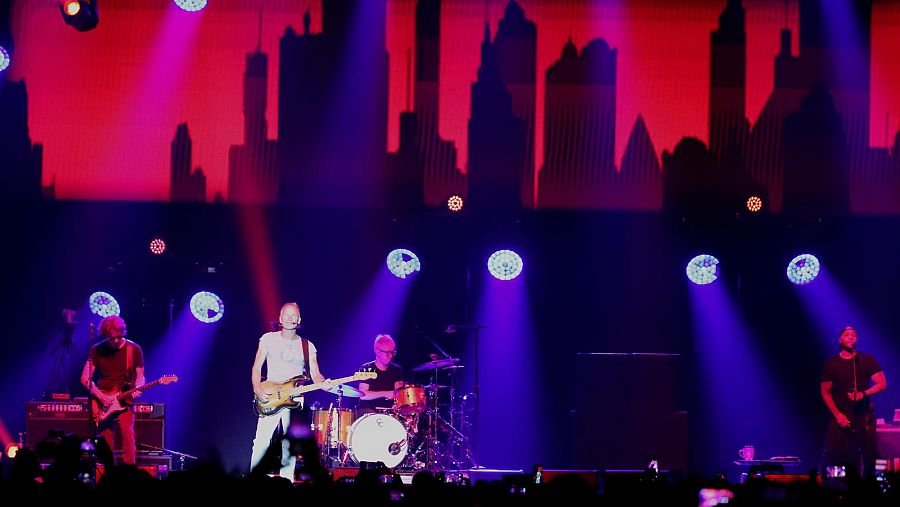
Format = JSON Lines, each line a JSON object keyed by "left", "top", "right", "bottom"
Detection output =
{"left": 132, "top": 451, "right": 172, "bottom": 473}
{"left": 598, "top": 469, "right": 671, "bottom": 496}
{"left": 332, "top": 467, "right": 359, "bottom": 481}
{"left": 877, "top": 426, "right": 900, "bottom": 458}
{"left": 97, "top": 463, "right": 160, "bottom": 481}
{"left": 749, "top": 473, "right": 820, "bottom": 486}
{"left": 543, "top": 469, "right": 600, "bottom": 488}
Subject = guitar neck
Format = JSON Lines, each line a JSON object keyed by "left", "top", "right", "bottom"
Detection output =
{"left": 117, "top": 379, "right": 161, "bottom": 400}
{"left": 291, "top": 375, "right": 359, "bottom": 396}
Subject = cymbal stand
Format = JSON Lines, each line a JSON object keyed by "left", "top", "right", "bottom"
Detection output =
{"left": 137, "top": 443, "right": 198, "bottom": 471}
{"left": 321, "top": 401, "right": 335, "bottom": 470}
{"left": 334, "top": 391, "right": 351, "bottom": 466}
{"left": 422, "top": 370, "right": 442, "bottom": 471}
{"left": 320, "top": 391, "right": 348, "bottom": 470}
{"left": 445, "top": 368, "right": 476, "bottom": 469}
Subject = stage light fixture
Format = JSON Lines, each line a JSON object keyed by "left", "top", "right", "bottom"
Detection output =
{"left": 149, "top": 238, "right": 166, "bottom": 255}
{"left": 190, "top": 291, "right": 224, "bottom": 323}
{"left": 487, "top": 249, "right": 523, "bottom": 280}
{"left": 447, "top": 195, "right": 464, "bottom": 212}
{"left": 5, "top": 444, "right": 18, "bottom": 459}
{"left": 686, "top": 254, "right": 719, "bottom": 285}
{"left": 786, "top": 254, "right": 820, "bottom": 285}
{"left": 746, "top": 195, "right": 763, "bottom": 213}
{"left": 173, "top": 0, "right": 208, "bottom": 12}
{"left": 0, "top": 46, "right": 10, "bottom": 73}
{"left": 89, "top": 291, "right": 121, "bottom": 317}
{"left": 386, "top": 248, "right": 421, "bottom": 279}
{"left": 59, "top": 1, "right": 99, "bottom": 32}
{"left": 64, "top": 1, "right": 80, "bottom": 15}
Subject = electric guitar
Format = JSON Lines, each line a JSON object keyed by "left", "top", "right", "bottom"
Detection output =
{"left": 253, "top": 371, "right": 377, "bottom": 416}
{"left": 91, "top": 375, "right": 179, "bottom": 423}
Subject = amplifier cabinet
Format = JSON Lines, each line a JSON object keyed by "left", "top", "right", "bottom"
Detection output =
{"left": 26, "top": 400, "right": 165, "bottom": 450}
{"left": 26, "top": 399, "right": 91, "bottom": 446}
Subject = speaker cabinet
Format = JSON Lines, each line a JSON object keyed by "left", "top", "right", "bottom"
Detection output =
{"left": 26, "top": 400, "right": 165, "bottom": 450}
{"left": 26, "top": 399, "right": 92, "bottom": 446}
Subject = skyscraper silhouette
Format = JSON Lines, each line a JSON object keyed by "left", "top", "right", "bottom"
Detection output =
{"left": 662, "top": 138, "right": 721, "bottom": 216}
{"left": 415, "top": 0, "right": 465, "bottom": 205}
{"left": 748, "top": 0, "right": 869, "bottom": 214}
{"left": 388, "top": 110, "right": 425, "bottom": 209}
{"left": 709, "top": 0, "right": 748, "bottom": 168}
{"left": 0, "top": 79, "right": 43, "bottom": 200}
{"left": 277, "top": 1, "right": 389, "bottom": 207}
{"left": 0, "top": 3, "right": 44, "bottom": 201}
{"left": 170, "top": 123, "right": 207, "bottom": 202}
{"left": 493, "top": 0, "right": 536, "bottom": 208}
{"left": 228, "top": 46, "right": 278, "bottom": 203}
{"left": 538, "top": 38, "right": 617, "bottom": 209}
{"left": 467, "top": 23, "right": 525, "bottom": 211}
{"left": 782, "top": 86, "right": 849, "bottom": 215}
{"left": 618, "top": 115, "right": 662, "bottom": 210}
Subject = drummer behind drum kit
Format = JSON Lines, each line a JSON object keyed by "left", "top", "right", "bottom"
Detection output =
{"left": 310, "top": 357, "right": 476, "bottom": 471}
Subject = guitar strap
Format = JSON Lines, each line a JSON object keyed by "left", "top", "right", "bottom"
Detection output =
{"left": 301, "top": 338, "right": 310, "bottom": 379}
{"left": 126, "top": 341, "right": 134, "bottom": 386}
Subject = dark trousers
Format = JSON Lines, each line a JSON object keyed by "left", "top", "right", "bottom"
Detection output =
{"left": 823, "top": 412, "right": 877, "bottom": 478}
{"left": 97, "top": 408, "right": 136, "bottom": 465}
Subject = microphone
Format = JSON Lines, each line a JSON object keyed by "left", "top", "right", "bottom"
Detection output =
{"left": 444, "top": 324, "right": 487, "bottom": 332}
{"left": 388, "top": 438, "right": 407, "bottom": 455}
{"left": 269, "top": 321, "right": 303, "bottom": 331}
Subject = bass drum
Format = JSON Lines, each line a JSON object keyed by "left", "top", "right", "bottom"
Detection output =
{"left": 346, "top": 413, "right": 408, "bottom": 468}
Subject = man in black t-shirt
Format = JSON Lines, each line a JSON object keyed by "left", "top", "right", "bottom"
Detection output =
{"left": 820, "top": 326, "right": 887, "bottom": 477}
{"left": 80, "top": 315, "right": 145, "bottom": 465}
{"left": 358, "top": 334, "right": 405, "bottom": 412}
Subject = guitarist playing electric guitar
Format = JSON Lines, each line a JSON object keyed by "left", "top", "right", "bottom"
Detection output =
{"left": 80, "top": 315, "right": 145, "bottom": 465}
{"left": 249, "top": 302, "right": 332, "bottom": 479}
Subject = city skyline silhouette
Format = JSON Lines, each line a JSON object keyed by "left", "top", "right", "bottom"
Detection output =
{"left": 4, "top": 1, "right": 900, "bottom": 214}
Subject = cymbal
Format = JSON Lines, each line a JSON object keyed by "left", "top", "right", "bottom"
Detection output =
{"left": 325, "top": 384, "right": 363, "bottom": 397}
{"left": 423, "top": 384, "right": 447, "bottom": 390}
{"left": 412, "top": 357, "right": 460, "bottom": 371}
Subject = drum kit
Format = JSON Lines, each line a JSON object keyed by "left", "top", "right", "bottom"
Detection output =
{"left": 310, "top": 356, "right": 476, "bottom": 472}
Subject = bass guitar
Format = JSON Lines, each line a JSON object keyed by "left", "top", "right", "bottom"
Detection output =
{"left": 253, "top": 371, "right": 376, "bottom": 416}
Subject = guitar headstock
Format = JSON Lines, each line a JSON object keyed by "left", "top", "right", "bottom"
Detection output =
{"left": 159, "top": 374, "right": 179, "bottom": 384}
{"left": 355, "top": 370, "right": 378, "bottom": 381}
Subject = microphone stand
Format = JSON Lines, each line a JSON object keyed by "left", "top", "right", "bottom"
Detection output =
{"left": 87, "top": 321, "right": 98, "bottom": 439}
{"left": 137, "top": 442, "right": 198, "bottom": 471}
{"left": 427, "top": 336, "right": 452, "bottom": 359}
{"left": 446, "top": 324, "right": 486, "bottom": 467}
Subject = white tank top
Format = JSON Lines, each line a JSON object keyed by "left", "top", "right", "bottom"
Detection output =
{"left": 260, "top": 332, "right": 316, "bottom": 382}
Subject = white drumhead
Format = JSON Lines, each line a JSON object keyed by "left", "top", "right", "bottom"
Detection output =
{"left": 347, "top": 413, "right": 408, "bottom": 468}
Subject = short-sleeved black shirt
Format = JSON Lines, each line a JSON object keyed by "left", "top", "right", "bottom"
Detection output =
{"left": 358, "top": 361, "right": 404, "bottom": 410}
{"left": 822, "top": 351, "right": 881, "bottom": 415}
